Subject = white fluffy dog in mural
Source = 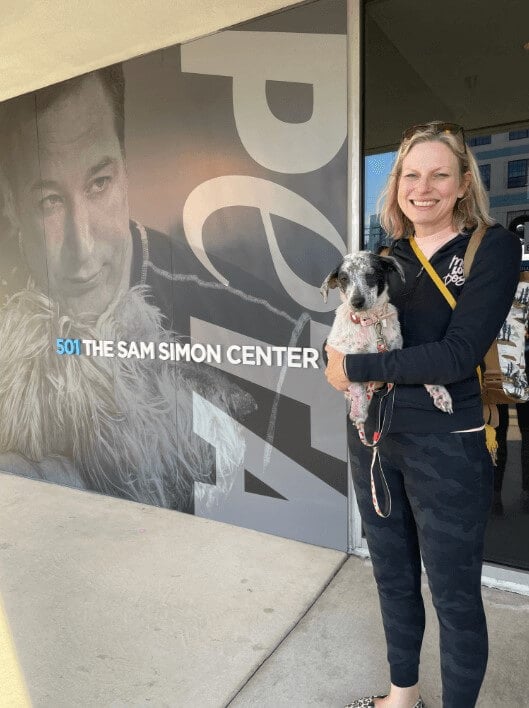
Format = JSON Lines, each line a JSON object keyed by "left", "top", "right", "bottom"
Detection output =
{"left": 0, "top": 285, "right": 255, "bottom": 510}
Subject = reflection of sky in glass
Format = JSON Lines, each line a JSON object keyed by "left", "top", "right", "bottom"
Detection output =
{"left": 364, "top": 151, "right": 396, "bottom": 221}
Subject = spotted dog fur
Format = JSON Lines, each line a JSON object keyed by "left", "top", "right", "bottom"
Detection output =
{"left": 321, "top": 251, "right": 453, "bottom": 435}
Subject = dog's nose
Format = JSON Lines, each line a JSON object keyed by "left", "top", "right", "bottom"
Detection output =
{"left": 350, "top": 296, "right": 365, "bottom": 309}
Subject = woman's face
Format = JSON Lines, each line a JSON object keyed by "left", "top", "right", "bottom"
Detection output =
{"left": 397, "top": 140, "right": 470, "bottom": 236}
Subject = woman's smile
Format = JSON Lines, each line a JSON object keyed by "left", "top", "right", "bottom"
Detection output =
{"left": 410, "top": 199, "right": 438, "bottom": 207}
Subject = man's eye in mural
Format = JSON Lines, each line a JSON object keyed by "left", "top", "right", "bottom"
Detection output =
{"left": 87, "top": 175, "right": 112, "bottom": 196}
{"left": 39, "top": 193, "right": 64, "bottom": 213}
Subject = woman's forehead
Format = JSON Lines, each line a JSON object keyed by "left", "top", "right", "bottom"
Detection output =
{"left": 402, "top": 141, "right": 458, "bottom": 169}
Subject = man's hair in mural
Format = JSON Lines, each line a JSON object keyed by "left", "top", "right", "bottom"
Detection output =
{"left": 0, "top": 62, "right": 125, "bottom": 160}
{"left": 35, "top": 63, "right": 126, "bottom": 153}
{"left": 95, "top": 63, "right": 125, "bottom": 151}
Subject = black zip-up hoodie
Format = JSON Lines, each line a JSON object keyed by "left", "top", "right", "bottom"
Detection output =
{"left": 343, "top": 224, "right": 522, "bottom": 434}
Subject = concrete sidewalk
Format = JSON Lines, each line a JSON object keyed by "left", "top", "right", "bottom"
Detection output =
{"left": 230, "top": 556, "right": 529, "bottom": 707}
{"left": 0, "top": 473, "right": 528, "bottom": 707}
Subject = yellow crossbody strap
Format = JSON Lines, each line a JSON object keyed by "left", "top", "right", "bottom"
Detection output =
{"left": 409, "top": 235, "right": 478, "bottom": 378}
{"left": 409, "top": 236, "right": 457, "bottom": 308}
{"left": 409, "top": 235, "right": 496, "bottom": 459}
{"left": 410, "top": 237, "right": 482, "bottom": 389}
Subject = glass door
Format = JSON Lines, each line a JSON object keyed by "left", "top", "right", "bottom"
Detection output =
{"left": 358, "top": 0, "right": 529, "bottom": 580}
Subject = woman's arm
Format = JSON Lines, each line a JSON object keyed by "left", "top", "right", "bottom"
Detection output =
{"left": 342, "top": 229, "right": 521, "bottom": 385}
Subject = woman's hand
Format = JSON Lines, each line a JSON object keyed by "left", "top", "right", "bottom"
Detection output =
{"left": 324, "top": 345, "right": 351, "bottom": 391}
{"left": 324, "top": 345, "right": 386, "bottom": 393}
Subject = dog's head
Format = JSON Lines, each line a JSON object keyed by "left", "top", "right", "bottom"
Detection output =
{"left": 320, "top": 251, "right": 405, "bottom": 311}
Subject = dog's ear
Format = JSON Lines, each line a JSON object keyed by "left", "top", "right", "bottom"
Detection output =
{"left": 320, "top": 265, "right": 341, "bottom": 303}
{"left": 379, "top": 255, "right": 405, "bottom": 283}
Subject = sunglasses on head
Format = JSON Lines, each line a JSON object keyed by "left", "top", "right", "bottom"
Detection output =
{"left": 402, "top": 122, "right": 467, "bottom": 152}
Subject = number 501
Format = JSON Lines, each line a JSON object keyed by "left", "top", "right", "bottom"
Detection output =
{"left": 56, "top": 338, "right": 81, "bottom": 355}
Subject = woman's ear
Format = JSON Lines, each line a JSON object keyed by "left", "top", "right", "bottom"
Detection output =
{"left": 459, "top": 170, "right": 472, "bottom": 198}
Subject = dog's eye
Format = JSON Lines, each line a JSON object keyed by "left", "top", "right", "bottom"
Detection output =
{"left": 338, "top": 274, "right": 348, "bottom": 286}
{"left": 365, "top": 272, "right": 377, "bottom": 287}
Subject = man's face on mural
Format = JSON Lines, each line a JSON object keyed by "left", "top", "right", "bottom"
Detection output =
{"left": 10, "top": 74, "right": 131, "bottom": 317}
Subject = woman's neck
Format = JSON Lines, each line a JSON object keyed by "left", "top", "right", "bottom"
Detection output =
{"left": 412, "top": 228, "right": 459, "bottom": 260}
{"left": 414, "top": 223, "right": 457, "bottom": 240}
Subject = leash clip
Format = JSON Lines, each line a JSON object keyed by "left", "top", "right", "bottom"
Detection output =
{"left": 374, "top": 321, "right": 387, "bottom": 352}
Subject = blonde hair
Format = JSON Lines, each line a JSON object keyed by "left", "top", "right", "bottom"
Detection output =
{"left": 378, "top": 123, "right": 494, "bottom": 238}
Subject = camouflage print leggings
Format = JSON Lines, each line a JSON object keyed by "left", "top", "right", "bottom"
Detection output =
{"left": 348, "top": 425, "right": 494, "bottom": 708}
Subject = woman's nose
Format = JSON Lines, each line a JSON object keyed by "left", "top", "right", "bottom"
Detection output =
{"left": 415, "top": 176, "right": 432, "bottom": 193}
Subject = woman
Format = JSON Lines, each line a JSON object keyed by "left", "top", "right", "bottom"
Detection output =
{"left": 324, "top": 121, "right": 521, "bottom": 708}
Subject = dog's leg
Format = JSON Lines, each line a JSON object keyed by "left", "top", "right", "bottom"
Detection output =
{"left": 347, "top": 382, "right": 370, "bottom": 426}
{"left": 424, "top": 384, "right": 453, "bottom": 414}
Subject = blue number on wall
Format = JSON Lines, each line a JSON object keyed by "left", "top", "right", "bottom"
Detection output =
{"left": 56, "top": 338, "right": 81, "bottom": 355}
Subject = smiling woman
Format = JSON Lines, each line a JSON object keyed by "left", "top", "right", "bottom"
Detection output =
{"left": 325, "top": 120, "right": 521, "bottom": 708}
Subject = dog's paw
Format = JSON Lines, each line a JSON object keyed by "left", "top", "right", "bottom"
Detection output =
{"left": 425, "top": 384, "right": 453, "bottom": 414}
{"left": 348, "top": 413, "right": 367, "bottom": 429}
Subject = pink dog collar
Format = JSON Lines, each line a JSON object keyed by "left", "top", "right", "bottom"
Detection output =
{"left": 349, "top": 305, "right": 395, "bottom": 328}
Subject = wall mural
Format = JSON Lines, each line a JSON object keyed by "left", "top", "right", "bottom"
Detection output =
{"left": 0, "top": 0, "right": 348, "bottom": 549}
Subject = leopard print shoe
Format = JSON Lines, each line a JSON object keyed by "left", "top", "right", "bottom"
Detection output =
{"left": 344, "top": 697, "right": 386, "bottom": 708}
{"left": 344, "top": 697, "right": 425, "bottom": 708}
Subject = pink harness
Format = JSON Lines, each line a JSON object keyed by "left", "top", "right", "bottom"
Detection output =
{"left": 349, "top": 304, "right": 395, "bottom": 353}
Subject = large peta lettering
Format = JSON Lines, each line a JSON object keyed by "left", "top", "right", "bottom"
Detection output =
{"left": 181, "top": 31, "right": 346, "bottom": 173}
{"left": 180, "top": 28, "right": 347, "bottom": 538}
{"left": 181, "top": 30, "right": 347, "bottom": 309}
{"left": 183, "top": 176, "right": 345, "bottom": 312}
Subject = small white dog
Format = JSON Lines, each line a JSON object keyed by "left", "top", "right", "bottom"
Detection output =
{"left": 321, "top": 251, "right": 452, "bottom": 443}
